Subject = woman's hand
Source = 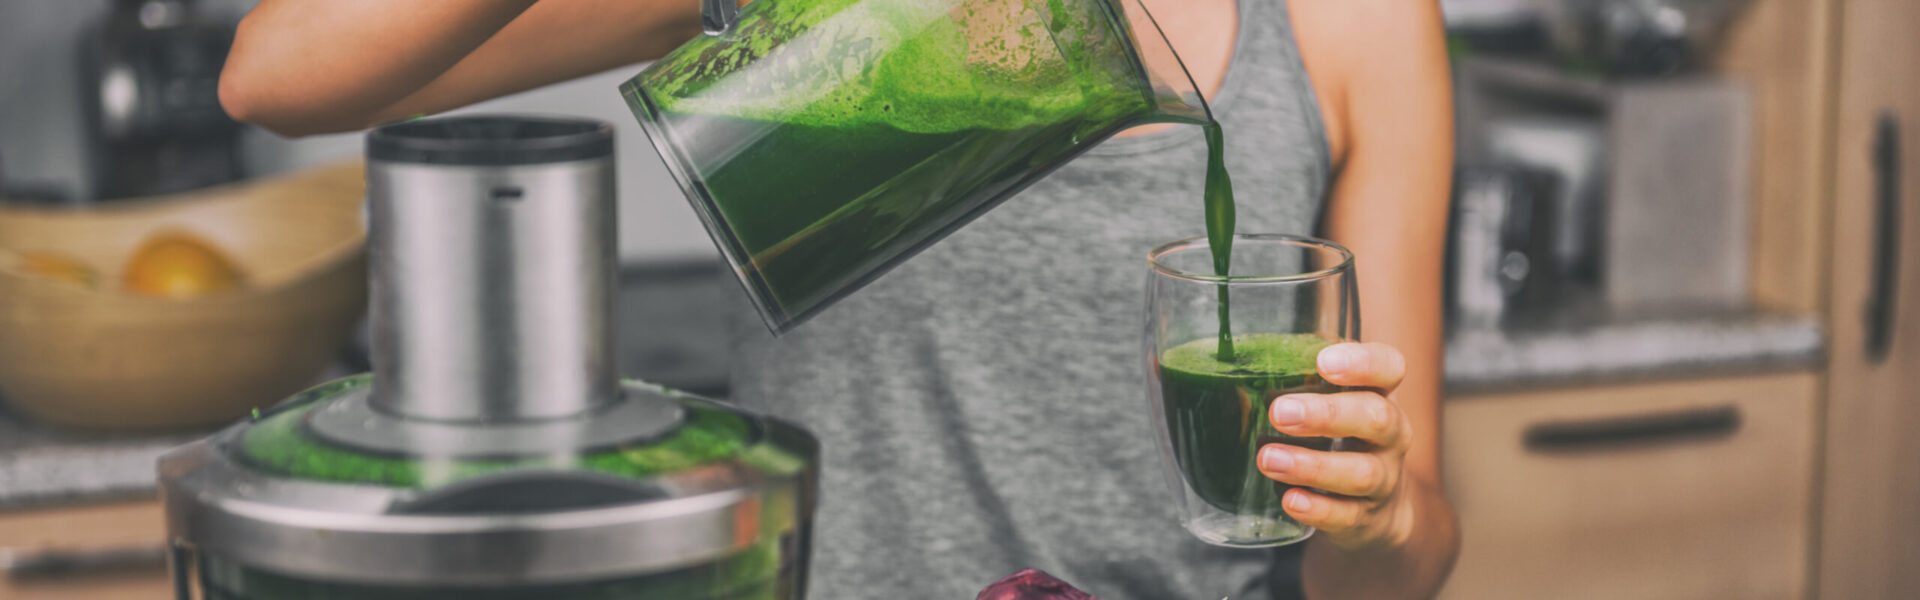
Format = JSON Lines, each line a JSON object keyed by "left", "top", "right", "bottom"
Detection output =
{"left": 1257, "top": 342, "right": 1415, "bottom": 550}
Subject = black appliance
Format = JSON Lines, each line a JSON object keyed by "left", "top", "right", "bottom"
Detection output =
{"left": 78, "top": 0, "right": 241, "bottom": 201}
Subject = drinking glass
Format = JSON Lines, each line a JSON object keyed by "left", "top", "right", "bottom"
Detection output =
{"left": 1145, "top": 234, "right": 1358, "bottom": 547}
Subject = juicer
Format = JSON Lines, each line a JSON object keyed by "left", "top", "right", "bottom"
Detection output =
{"left": 157, "top": 116, "right": 818, "bottom": 599}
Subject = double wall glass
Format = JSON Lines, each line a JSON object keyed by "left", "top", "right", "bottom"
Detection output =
{"left": 1145, "top": 234, "right": 1358, "bottom": 547}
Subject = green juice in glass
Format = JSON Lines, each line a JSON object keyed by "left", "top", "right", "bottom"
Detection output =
{"left": 1157, "top": 333, "right": 1336, "bottom": 543}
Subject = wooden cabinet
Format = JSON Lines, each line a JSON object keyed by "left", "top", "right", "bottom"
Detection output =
{"left": 1440, "top": 372, "right": 1821, "bottom": 600}
{"left": 1442, "top": 0, "right": 1920, "bottom": 596}
{"left": 1815, "top": 0, "right": 1920, "bottom": 597}
{"left": 0, "top": 500, "right": 173, "bottom": 600}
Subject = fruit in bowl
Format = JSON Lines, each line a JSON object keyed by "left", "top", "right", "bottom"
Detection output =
{"left": 0, "top": 162, "right": 367, "bottom": 431}
{"left": 7, "top": 251, "right": 99, "bottom": 289}
{"left": 122, "top": 231, "right": 247, "bottom": 298}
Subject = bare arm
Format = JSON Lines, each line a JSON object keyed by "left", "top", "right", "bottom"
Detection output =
{"left": 220, "top": 0, "right": 703, "bottom": 137}
{"left": 1293, "top": 0, "right": 1461, "bottom": 596}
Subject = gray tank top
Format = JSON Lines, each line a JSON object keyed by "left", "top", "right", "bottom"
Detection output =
{"left": 725, "top": 1, "right": 1331, "bottom": 597}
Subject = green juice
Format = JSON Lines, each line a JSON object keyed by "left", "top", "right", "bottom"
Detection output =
{"left": 1199, "top": 119, "right": 1237, "bottom": 357}
{"left": 626, "top": 0, "right": 1165, "bottom": 326}
{"left": 647, "top": 110, "right": 1126, "bottom": 318}
{"left": 637, "top": 104, "right": 1231, "bottom": 327}
{"left": 1157, "top": 333, "right": 1336, "bottom": 525}
{"left": 197, "top": 545, "right": 794, "bottom": 600}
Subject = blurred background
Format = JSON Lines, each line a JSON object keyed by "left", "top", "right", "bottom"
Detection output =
{"left": 0, "top": 0, "right": 1914, "bottom": 598}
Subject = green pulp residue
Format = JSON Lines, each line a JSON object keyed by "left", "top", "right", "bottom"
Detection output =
{"left": 1160, "top": 332, "right": 1329, "bottom": 379}
{"left": 199, "top": 539, "right": 790, "bottom": 599}
{"left": 235, "top": 394, "right": 757, "bottom": 489}
{"left": 642, "top": 0, "right": 1142, "bottom": 133}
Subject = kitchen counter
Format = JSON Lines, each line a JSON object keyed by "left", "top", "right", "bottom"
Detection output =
{"left": 0, "top": 261, "right": 737, "bottom": 510}
{"left": 1444, "top": 309, "right": 1826, "bottom": 393}
{"left": 0, "top": 409, "right": 206, "bottom": 508}
{"left": 0, "top": 262, "right": 1827, "bottom": 509}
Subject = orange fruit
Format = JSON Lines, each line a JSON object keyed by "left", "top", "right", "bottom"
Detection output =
{"left": 122, "top": 232, "right": 246, "bottom": 298}
{"left": 13, "top": 251, "right": 99, "bottom": 288}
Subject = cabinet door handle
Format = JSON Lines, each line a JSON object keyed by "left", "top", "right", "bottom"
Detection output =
{"left": 1867, "top": 113, "right": 1902, "bottom": 364}
{"left": 171, "top": 545, "right": 197, "bottom": 600}
{"left": 1, "top": 545, "right": 169, "bottom": 581}
{"left": 1523, "top": 405, "right": 1742, "bottom": 454}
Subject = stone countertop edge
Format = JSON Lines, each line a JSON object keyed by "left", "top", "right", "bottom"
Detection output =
{"left": 1, "top": 311, "right": 1826, "bottom": 510}
{"left": 1444, "top": 312, "right": 1826, "bottom": 395}
{"left": 0, "top": 432, "right": 195, "bottom": 510}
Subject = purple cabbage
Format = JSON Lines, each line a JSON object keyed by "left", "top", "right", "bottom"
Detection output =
{"left": 977, "top": 568, "right": 1102, "bottom": 600}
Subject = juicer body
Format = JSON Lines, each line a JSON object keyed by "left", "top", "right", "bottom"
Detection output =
{"left": 158, "top": 115, "right": 818, "bottom": 599}
{"left": 159, "top": 380, "right": 818, "bottom": 599}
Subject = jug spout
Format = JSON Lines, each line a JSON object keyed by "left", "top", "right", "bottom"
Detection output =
{"left": 701, "top": 0, "right": 739, "bottom": 35}
{"left": 1110, "top": 0, "right": 1212, "bottom": 125}
{"left": 623, "top": 0, "right": 1214, "bottom": 332}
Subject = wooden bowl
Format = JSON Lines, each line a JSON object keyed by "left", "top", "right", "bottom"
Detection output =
{"left": 0, "top": 162, "right": 368, "bottom": 431}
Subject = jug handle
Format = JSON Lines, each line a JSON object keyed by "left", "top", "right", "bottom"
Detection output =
{"left": 701, "top": 0, "right": 739, "bottom": 35}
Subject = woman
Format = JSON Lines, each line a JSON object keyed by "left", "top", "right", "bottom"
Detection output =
{"left": 220, "top": 0, "right": 1459, "bottom": 597}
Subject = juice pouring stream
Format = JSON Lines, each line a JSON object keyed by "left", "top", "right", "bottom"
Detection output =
{"left": 622, "top": 0, "right": 1239, "bottom": 333}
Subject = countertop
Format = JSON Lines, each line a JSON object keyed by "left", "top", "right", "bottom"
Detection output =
{"left": 0, "top": 408, "right": 209, "bottom": 508}
{"left": 1444, "top": 309, "right": 1826, "bottom": 393}
{"left": 0, "top": 263, "right": 1827, "bottom": 509}
{"left": 0, "top": 262, "right": 735, "bottom": 510}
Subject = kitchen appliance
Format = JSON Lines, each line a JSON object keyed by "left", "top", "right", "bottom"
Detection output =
{"left": 1482, "top": 114, "right": 1606, "bottom": 291}
{"left": 157, "top": 116, "right": 819, "bottom": 599}
{"left": 1548, "top": 0, "right": 1751, "bottom": 77}
{"left": 1604, "top": 79, "right": 1751, "bottom": 312}
{"left": 621, "top": 0, "right": 1210, "bottom": 332}
{"left": 1455, "top": 57, "right": 1754, "bottom": 319}
{"left": 79, "top": 0, "right": 242, "bottom": 200}
{"left": 1448, "top": 165, "right": 1562, "bottom": 329}
{"left": 1442, "top": 0, "right": 1553, "bottom": 56}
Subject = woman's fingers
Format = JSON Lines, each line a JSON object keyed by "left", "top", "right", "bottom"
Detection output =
{"left": 1283, "top": 487, "right": 1372, "bottom": 533}
{"left": 1317, "top": 342, "right": 1406, "bottom": 390}
{"left": 1259, "top": 444, "right": 1398, "bottom": 499}
{"left": 1268, "top": 391, "right": 1410, "bottom": 450}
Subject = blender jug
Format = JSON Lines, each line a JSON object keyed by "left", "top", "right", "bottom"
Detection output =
{"left": 621, "top": 0, "right": 1210, "bottom": 332}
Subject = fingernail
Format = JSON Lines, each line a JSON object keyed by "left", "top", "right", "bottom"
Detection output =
{"left": 1260, "top": 446, "right": 1293, "bottom": 473}
{"left": 1320, "top": 345, "right": 1356, "bottom": 375}
{"left": 1288, "top": 492, "right": 1313, "bottom": 513}
{"left": 1273, "top": 397, "right": 1306, "bottom": 426}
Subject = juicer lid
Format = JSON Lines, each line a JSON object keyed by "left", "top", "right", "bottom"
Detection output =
{"left": 367, "top": 114, "right": 614, "bottom": 166}
{"left": 157, "top": 378, "right": 818, "bottom": 587}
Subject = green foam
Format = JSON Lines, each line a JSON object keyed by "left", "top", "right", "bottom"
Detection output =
{"left": 1159, "top": 333, "right": 1330, "bottom": 378}
{"left": 232, "top": 376, "right": 759, "bottom": 489}
{"left": 643, "top": 0, "right": 1137, "bottom": 133}
{"left": 199, "top": 540, "right": 788, "bottom": 599}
